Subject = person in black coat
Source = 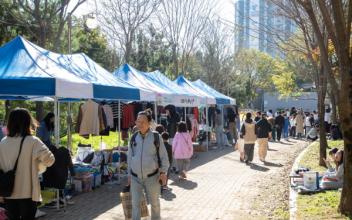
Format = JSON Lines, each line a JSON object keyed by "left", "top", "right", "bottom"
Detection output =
{"left": 255, "top": 114, "right": 272, "bottom": 162}
{"left": 275, "top": 111, "right": 285, "bottom": 142}
{"left": 165, "top": 105, "right": 180, "bottom": 140}
{"left": 161, "top": 132, "right": 173, "bottom": 189}
{"left": 254, "top": 111, "right": 262, "bottom": 122}
{"left": 43, "top": 145, "right": 75, "bottom": 190}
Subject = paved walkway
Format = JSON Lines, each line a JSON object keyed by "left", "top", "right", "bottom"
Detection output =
{"left": 41, "top": 140, "right": 307, "bottom": 220}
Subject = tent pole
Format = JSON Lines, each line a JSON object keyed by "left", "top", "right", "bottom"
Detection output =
{"left": 184, "top": 107, "right": 186, "bottom": 121}
{"left": 54, "top": 98, "right": 60, "bottom": 147}
{"left": 221, "top": 105, "right": 224, "bottom": 130}
{"left": 118, "top": 100, "right": 121, "bottom": 146}
{"left": 206, "top": 105, "right": 209, "bottom": 151}
{"left": 58, "top": 100, "right": 60, "bottom": 146}
{"left": 117, "top": 100, "right": 121, "bottom": 185}
{"left": 154, "top": 101, "right": 158, "bottom": 124}
{"left": 67, "top": 102, "right": 72, "bottom": 150}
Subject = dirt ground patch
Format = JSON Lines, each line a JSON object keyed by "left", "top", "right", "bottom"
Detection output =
{"left": 234, "top": 140, "right": 308, "bottom": 220}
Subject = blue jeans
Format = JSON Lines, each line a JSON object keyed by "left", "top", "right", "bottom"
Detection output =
{"left": 283, "top": 127, "right": 289, "bottom": 138}
{"left": 131, "top": 174, "right": 161, "bottom": 220}
{"left": 215, "top": 126, "right": 223, "bottom": 147}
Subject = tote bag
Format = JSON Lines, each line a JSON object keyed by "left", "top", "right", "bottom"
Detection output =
{"left": 120, "top": 187, "right": 149, "bottom": 219}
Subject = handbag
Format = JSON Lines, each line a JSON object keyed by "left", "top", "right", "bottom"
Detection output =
{"left": 0, "top": 136, "right": 26, "bottom": 197}
{"left": 120, "top": 186, "right": 149, "bottom": 219}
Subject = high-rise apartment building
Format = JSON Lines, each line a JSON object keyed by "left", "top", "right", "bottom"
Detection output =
{"left": 234, "top": 0, "right": 295, "bottom": 57}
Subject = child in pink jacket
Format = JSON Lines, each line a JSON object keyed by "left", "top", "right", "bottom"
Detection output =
{"left": 172, "top": 121, "right": 193, "bottom": 179}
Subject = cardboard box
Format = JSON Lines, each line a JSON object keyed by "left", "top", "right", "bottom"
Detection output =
{"left": 193, "top": 143, "right": 207, "bottom": 152}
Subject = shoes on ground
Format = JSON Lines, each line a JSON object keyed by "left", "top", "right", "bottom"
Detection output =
{"left": 60, "top": 199, "right": 74, "bottom": 205}
{"left": 180, "top": 171, "right": 187, "bottom": 179}
{"left": 35, "top": 209, "right": 46, "bottom": 218}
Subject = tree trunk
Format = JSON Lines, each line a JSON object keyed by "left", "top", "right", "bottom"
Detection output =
{"left": 318, "top": 65, "right": 328, "bottom": 166}
{"left": 125, "top": 40, "right": 132, "bottom": 64}
{"left": 36, "top": 25, "right": 46, "bottom": 122}
{"left": 339, "top": 65, "right": 352, "bottom": 215}
{"left": 318, "top": 95, "right": 328, "bottom": 166}
{"left": 35, "top": 102, "right": 44, "bottom": 121}
{"left": 172, "top": 44, "right": 178, "bottom": 77}
{"left": 329, "top": 89, "right": 338, "bottom": 124}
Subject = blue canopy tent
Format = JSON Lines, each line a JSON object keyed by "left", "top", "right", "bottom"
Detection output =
{"left": 0, "top": 36, "right": 151, "bottom": 101}
{"left": 113, "top": 64, "right": 199, "bottom": 106}
{"left": 52, "top": 53, "right": 154, "bottom": 101}
{"left": 192, "top": 79, "right": 236, "bottom": 105}
{"left": 174, "top": 75, "right": 216, "bottom": 105}
{"left": 0, "top": 36, "right": 93, "bottom": 99}
{"left": 144, "top": 70, "right": 201, "bottom": 106}
{"left": 0, "top": 36, "right": 154, "bottom": 147}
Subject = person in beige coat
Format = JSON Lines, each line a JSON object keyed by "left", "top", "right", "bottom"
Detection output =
{"left": 295, "top": 110, "right": 305, "bottom": 139}
{"left": 240, "top": 112, "right": 257, "bottom": 165}
{"left": 0, "top": 108, "right": 55, "bottom": 220}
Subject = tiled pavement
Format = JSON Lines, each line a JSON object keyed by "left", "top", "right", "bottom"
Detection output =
{"left": 41, "top": 140, "right": 306, "bottom": 220}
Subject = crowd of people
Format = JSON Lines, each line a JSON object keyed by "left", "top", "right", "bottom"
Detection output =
{"left": 236, "top": 106, "right": 344, "bottom": 166}
{"left": 0, "top": 105, "right": 344, "bottom": 220}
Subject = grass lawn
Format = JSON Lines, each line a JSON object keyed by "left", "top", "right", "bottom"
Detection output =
{"left": 296, "top": 140, "right": 351, "bottom": 220}
{"left": 60, "top": 131, "right": 128, "bottom": 154}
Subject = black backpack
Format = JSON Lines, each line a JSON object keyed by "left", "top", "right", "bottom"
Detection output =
{"left": 0, "top": 136, "right": 26, "bottom": 197}
{"left": 130, "top": 131, "right": 161, "bottom": 168}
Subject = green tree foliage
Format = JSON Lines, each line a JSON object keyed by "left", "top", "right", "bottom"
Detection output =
{"left": 233, "top": 49, "right": 276, "bottom": 106}
{"left": 0, "top": 0, "right": 31, "bottom": 45}
{"left": 129, "top": 26, "right": 173, "bottom": 75}
{"left": 71, "top": 20, "right": 118, "bottom": 72}
{"left": 271, "top": 61, "right": 300, "bottom": 98}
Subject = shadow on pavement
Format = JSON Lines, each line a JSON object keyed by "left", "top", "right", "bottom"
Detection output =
{"left": 249, "top": 163, "right": 270, "bottom": 172}
{"left": 170, "top": 179, "right": 198, "bottom": 190}
{"left": 286, "top": 140, "right": 297, "bottom": 143}
{"left": 188, "top": 146, "right": 234, "bottom": 171}
{"left": 264, "top": 161, "right": 283, "bottom": 167}
{"left": 41, "top": 182, "right": 126, "bottom": 220}
{"left": 268, "top": 148, "right": 278, "bottom": 151}
{"left": 279, "top": 141, "right": 294, "bottom": 145}
{"left": 41, "top": 145, "right": 232, "bottom": 219}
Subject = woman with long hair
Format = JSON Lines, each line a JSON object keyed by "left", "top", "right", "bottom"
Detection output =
{"left": 321, "top": 150, "right": 344, "bottom": 189}
{"left": 0, "top": 108, "right": 55, "bottom": 220}
{"left": 36, "top": 112, "right": 55, "bottom": 146}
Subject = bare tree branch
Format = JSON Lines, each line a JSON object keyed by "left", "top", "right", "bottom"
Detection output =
{"left": 98, "top": 0, "right": 160, "bottom": 63}
{"left": 157, "top": 0, "right": 216, "bottom": 76}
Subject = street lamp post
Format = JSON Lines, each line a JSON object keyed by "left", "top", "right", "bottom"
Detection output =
{"left": 67, "top": 13, "right": 72, "bottom": 150}
{"left": 66, "top": 13, "right": 98, "bottom": 150}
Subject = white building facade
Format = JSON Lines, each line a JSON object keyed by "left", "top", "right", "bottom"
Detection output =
{"left": 234, "top": 0, "right": 296, "bottom": 57}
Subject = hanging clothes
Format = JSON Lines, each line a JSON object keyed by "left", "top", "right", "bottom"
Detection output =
{"left": 99, "top": 105, "right": 109, "bottom": 136}
{"left": 109, "top": 101, "right": 122, "bottom": 130}
{"left": 193, "top": 108, "right": 199, "bottom": 122}
{"left": 191, "top": 118, "right": 199, "bottom": 142}
{"left": 122, "top": 104, "right": 135, "bottom": 129}
{"left": 103, "top": 105, "right": 114, "bottom": 128}
{"left": 109, "top": 102, "right": 120, "bottom": 119}
{"left": 79, "top": 100, "right": 100, "bottom": 136}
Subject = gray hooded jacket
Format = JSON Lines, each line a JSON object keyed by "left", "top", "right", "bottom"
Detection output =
{"left": 128, "top": 130, "right": 169, "bottom": 179}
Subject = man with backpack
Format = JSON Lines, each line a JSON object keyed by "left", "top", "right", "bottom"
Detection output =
{"left": 128, "top": 110, "right": 170, "bottom": 220}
